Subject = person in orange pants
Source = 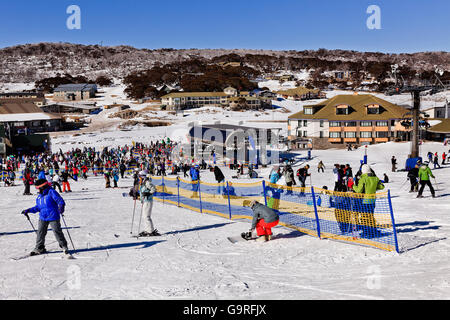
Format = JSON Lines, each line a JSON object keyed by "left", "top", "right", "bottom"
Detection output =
{"left": 248, "top": 200, "right": 280, "bottom": 242}
{"left": 60, "top": 170, "right": 72, "bottom": 193}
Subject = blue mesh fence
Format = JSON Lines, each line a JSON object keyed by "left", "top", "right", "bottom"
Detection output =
{"left": 150, "top": 177, "right": 399, "bottom": 252}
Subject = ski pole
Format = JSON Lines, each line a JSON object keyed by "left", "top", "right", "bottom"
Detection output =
{"left": 24, "top": 213, "right": 37, "bottom": 234}
{"left": 399, "top": 179, "right": 409, "bottom": 190}
{"left": 433, "top": 177, "right": 439, "bottom": 193}
{"left": 61, "top": 214, "right": 76, "bottom": 251}
{"left": 136, "top": 203, "right": 143, "bottom": 239}
{"left": 130, "top": 198, "right": 137, "bottom": 234}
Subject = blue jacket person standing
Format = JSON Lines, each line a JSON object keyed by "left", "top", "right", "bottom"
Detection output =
{"left": 21, "top": 179, "right": 69, "bottom": 256}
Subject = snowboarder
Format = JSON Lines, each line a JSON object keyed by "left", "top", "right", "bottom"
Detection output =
{"left": 417, "top": 163, "right": 436, "bottom": 198}
{"left": 20, "top": 179, "right": 69, "bottom": 256}
{"left": 247, "top": 200, "right": 279, "bottom": 242}
{"left": 138, "top": 175, "right": 159, "bottom": 237}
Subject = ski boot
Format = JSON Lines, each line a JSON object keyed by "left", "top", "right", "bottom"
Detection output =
{"left": 138, "top": 231, "right": 152, "bottom": 237}
{"left": 241, "top": 231, "right": 253, "bottom": 240}
{"left": 256, "top": 236, "right": 267, "bottom": 242}
{"left": 150, "top": 229, "right": 161, "bottom": 236}
{"left": 30, "top": 247, "right": 47, "bottom": 256}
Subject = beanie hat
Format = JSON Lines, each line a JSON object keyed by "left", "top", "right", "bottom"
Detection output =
{"left": 35, "top": 179, "right": 49, "bottom": 189}
{"left": 361, "top": 164, "right": 371, "bottom": 174}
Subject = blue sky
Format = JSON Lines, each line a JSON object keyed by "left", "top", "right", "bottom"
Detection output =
{"left": 0, "top": 0, "right": 449, "bottom": 53}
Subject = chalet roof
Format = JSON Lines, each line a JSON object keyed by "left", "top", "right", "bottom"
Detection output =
{"left": 0, "top": 97, "right": 46, "bottom": 104}
{"left": 0, "top": 103, "right": 43, "bottom": 114}
{"left": 0, "top": 92, "right": 44, "bottom": 98}
{"left": 0, "top": 103, "right": 61, "bottom": 122}
{"left": 54, "top": 84, "right": 97, "bottom": 92}
{"left": 428, "top": 119, "right": 450, "bottom": 133}
{"left": 161, "top": 92, "right": 229, "bottom": 98}
{"left": 276, "top": 87, "right": 320, "bottom": 96}
{"left": 288, "top": 94, "right": 408, "bottom": 121}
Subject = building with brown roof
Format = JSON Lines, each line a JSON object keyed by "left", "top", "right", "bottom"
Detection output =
{"left": 0, "top": 92, "right": 46, "bottom": 107}
{"left": 0, "top": 103, "right": 63, "bottom": 136}
{"left": 161, "top": 87, "right": 254, "bottom": 110}
{"left": 276, "top": 87, "right": 326, "bottom": 101}
{"left": 287, "top": 94, "right": 411, "bottom": 149}
{"left": 426, "top": 119, "right": 450, "bottom": 141}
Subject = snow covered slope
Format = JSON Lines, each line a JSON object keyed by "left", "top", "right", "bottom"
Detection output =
{"left": 1, "top": 132, "right": 450, "bottom": 299}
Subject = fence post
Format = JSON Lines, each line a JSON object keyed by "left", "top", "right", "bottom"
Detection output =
{"left": 388, "top": 190, "right": 400, "bottom": 253}
{"left": 226, "top": 181, "right": 232, "bottom": 220}
{"left": 177, "top": 176, "right": 180, "bottom": 207}
{"left": 311, "top": 186, "right": 321, "bottom": 239}
{"left": 262, "top": 180, "right": 268, "bottom": 206}
{"left": 162, "top": 175, "right": 165, "bottom": 205}
{"left": 198, "top": 180, "right": 203, "bottom": 214}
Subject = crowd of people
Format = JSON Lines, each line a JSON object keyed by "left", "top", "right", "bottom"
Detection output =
{"left": 3, "top": 138, "right": 447, "bottom": 252}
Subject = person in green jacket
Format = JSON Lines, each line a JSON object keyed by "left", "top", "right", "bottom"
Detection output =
{"left": 352, "top": 164, "right": 385, "bottom": 238}
{"left": 417, "top": 163, "right": 436, "bottom": 198}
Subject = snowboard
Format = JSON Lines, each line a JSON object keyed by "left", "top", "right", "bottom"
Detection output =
{"left": 227, "top": 232, "right": 256, "bottom": 243}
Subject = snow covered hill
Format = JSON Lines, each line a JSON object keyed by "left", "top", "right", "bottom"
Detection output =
{"left": 1, "top": 128, "right": 450, "bottom": 299}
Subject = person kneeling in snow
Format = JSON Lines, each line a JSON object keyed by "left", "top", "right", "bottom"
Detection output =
{"left": 21, "top": 179, "right": 69, "bottom": 256}
{"left": 138, "top": 174, "right": 160, "bottom": 237}
{"left": 247, "top": 200, "right": 279, "bottom": 242}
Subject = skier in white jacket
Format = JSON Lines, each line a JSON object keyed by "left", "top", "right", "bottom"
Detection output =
{"left": 138, "top": 174, "right": 159, "bottom": 237}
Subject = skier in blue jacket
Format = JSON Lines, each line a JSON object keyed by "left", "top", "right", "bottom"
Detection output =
{"left": 21, "top": 179, "right": 69, "bottom": 256}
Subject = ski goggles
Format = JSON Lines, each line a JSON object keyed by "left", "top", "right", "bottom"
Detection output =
{"left": 35, "top": 181, "right": 49, "bottom": 189}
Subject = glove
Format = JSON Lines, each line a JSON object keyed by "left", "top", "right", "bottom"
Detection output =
{"left": 21, "top": 209, "right": 29, "bottom": 215}
{"left": 58, "top": 205, "right": 65, "bottom": 215}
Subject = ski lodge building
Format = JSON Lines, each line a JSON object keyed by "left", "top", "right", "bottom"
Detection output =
{"left": 275, "top": 87, "right": 326, "bottom": 101}
{"left": 0, "top": 92, "right": 46, "bottom": 107}
{"left": 287, "top": 94, "right": 411, "bottom": 150}
{"left": 53, "top": 84, "right": 98, "bottom": 102}
{"left": 161, "top": 87, "right": 271, "bottom": 110}
{"left": 0, "top": 103, "right": 63, "bottom": 136}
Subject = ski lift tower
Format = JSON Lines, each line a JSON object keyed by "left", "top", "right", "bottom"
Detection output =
{"left": 405, "top": 67, "right": 448, "bottom": 158}
{"left": 410, "top": 88, "right": 421, "bottom": 158}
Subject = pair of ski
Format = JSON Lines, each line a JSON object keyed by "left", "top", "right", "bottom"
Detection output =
{"left": 130, "top": 231, "right": 162, "bottom": 239}
{"left": 11, "top": 250, "right": 75, "bottom": 261}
